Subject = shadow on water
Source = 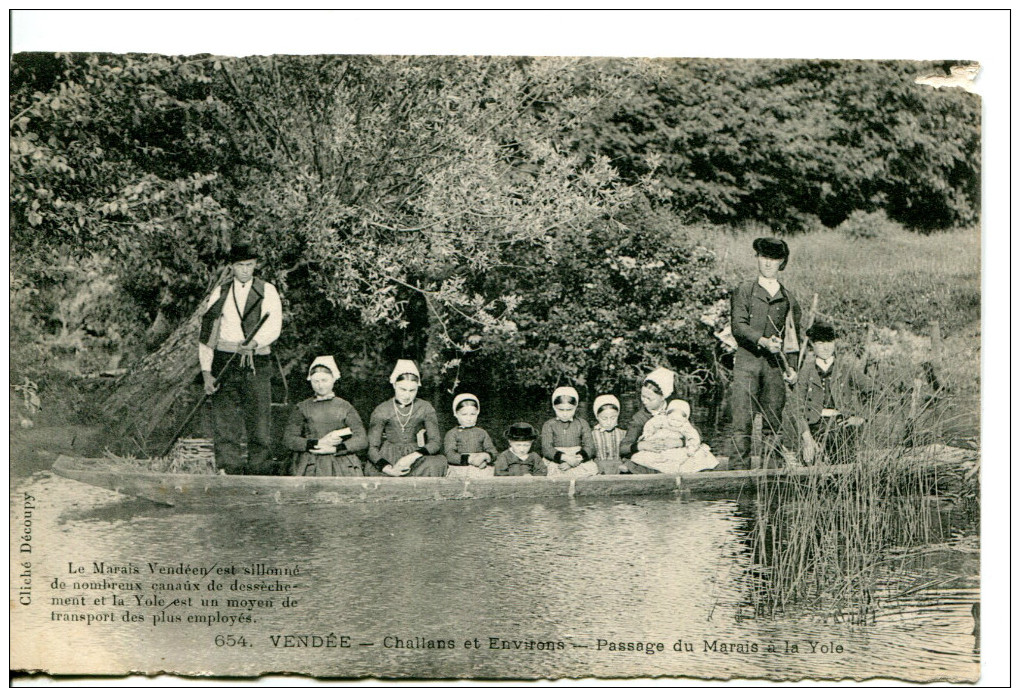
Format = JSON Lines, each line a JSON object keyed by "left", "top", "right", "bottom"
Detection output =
{"left": 57, "top": 497, "right": 174, "bottom": 525}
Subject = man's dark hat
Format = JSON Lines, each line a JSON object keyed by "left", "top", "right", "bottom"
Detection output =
{"left": 806, "top": 322, "right": 836, "bottom": 342}
{"left": 228, "top": 242, "right": 258, "bottom": 263}
{"left": 753, "top": 237, "right": 789, "bottom": 260}
{"left": 505, "top": 422, "right": 537, "bottom": 442}
{"left": 753, "top": 237, "right": 789, "bottom": 270}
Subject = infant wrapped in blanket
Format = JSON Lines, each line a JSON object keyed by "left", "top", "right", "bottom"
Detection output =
{"left": 630, "top": 400, "right": 718, "bottom": 474}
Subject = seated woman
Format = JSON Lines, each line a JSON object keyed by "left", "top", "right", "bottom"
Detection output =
{"left": 619, "top": 367, "right": 675, "bottom": 474}
{"left": 284, "top": 356, "right": 368, "bottom": 477}
{"left": 364, "top": 360, "right": 448, "bottom": 477}
{"left": 630, "top": 399, "right": 718, "bottom": 474}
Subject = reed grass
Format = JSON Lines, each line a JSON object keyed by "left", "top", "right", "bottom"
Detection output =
{"left": 744, "top": 369, "right": 977, "bottom": 623}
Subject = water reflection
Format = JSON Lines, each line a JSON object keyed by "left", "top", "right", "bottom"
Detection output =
{"left": 13, "top": 471, "right": 977, "bottom": 680}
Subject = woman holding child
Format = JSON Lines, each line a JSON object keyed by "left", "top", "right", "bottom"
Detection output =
{"left": 619, "top": 367, "right": 716, "bottom": 474}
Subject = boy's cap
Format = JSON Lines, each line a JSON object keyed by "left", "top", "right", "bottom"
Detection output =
{"left": 753, "top": 237, "right": 789, "bottom": 260}
{"left": 505, "top": 422, "right": 537, "bottom": 442}
{"left": 807, "top": 322, "right": 836, "bottom": 343}
{"left": 229, "top": 242, "right": 258, "bottom": 263}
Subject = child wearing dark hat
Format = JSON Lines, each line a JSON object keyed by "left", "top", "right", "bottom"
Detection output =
{"left": 494, "top": 423, "right": 547, "bottom": 476}
{"left": 789, "top": 322, "right": 867, "bottom": 464}
{"left": 728, "top": 237, "right": 802, "bottom": 469}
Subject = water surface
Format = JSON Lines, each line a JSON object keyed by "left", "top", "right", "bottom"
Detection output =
{"left": 12, "top": 469, "right": 978, "bottom": 681}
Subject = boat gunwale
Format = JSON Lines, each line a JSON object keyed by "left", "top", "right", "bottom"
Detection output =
{"left": 51, "top": 453, "right": 841, "bottom": 485}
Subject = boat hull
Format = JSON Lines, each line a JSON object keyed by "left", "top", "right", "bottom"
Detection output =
{"left": 51, "top": 455, "right": 855, "bottom": 507}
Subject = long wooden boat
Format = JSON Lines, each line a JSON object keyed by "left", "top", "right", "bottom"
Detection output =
{"left": 51, "top": 454, "right": 864, "bottom": 507}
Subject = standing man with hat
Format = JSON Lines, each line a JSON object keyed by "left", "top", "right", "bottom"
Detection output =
{"left": 728, "top": 237, "right": 802, "bottom": 469}
{"left": 198, "top": 242, "right": 284, "bottom": 475}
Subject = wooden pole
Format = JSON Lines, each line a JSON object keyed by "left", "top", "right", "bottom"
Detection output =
{"left": 797, "top": 293, "right": 819, "bottom": 370}
{"left": 157, "top": 312, "right": 271, "bottom": 459}
{"left": 928, "top": 320, "right": 945, "bottom": 391}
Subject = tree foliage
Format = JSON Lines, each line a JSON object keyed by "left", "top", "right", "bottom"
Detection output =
{"left": 573, "top": 59, "right": 980, "bottom": 232}
{"left": 210, "top": 55, "right": 649, "bottom": 382}
{"left": 10, "top": 53, "right": 981, "bottom": 415}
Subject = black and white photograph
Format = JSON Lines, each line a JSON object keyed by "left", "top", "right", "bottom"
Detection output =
{"left": 9, "top": 10, "right": 1008, "bottom": 685}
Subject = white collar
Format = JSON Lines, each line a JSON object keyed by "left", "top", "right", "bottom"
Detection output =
{"left": 816, "top": 357, "right": 834, "bottom": 372}
{"left": 757, "top": 275, "right": 780, "bottom": 297}
{"left": 233, "top": 279, "right": 252, "bottom": 290}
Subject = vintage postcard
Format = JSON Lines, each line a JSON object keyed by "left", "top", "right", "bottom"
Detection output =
{"left": 9, "top": 10, "right": 1005, "bottom": 686}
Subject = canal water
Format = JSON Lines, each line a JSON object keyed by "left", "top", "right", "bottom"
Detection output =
{"left": 12, "top": 462, "right": 978, "bottom": 681}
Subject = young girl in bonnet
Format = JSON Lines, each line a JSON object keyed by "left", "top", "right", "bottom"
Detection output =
{"left": 365, "top": 360, "right": 448, "bottom": 477}
{"left": 591, "top": 394, "right": 627, "bottom": 475}
{"left": 284, "top": 356, "right": 368, "bottom": 477}
{"left": 443, "top": 393, "right": 498, "bottom": 478}
{"left": 540, "top": 386, "right": 598, "bottom": 478}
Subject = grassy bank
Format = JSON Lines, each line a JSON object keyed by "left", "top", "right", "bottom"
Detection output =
{"left": 692, "top": 223, "right": 980, "bottom": 339}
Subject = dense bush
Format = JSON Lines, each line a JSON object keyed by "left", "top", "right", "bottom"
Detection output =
{"left": 838, "top": 209, "right": 902, "bottom": 240}
{"left": 472, "top": 199, "right": 725, "bottom": 392}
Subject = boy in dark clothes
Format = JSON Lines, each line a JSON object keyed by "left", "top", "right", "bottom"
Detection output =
{"left": 790, "top": 322, "right": 867, "bottom": 464}
{"left": 494, "top": 423, "right": 547, "bottom": 477}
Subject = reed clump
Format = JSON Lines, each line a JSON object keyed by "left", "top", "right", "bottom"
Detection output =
{"left": 745, "top": 368, "right": 978, "bottom": 623}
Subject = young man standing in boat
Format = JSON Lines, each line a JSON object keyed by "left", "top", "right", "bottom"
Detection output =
{"left": 199, "top": 242, "right": 284, "bottom": 475}
{"left": 728, "top": 237, "right": 802, "bottom": 469}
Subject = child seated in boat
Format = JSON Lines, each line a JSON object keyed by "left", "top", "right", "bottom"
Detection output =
{"left": 494, "top": 422, "right": 547, "bottom": 476}
{"left": 444, "top": 393, "right": 498, "bottom": 478}
{"left": 365, "top": 360, "right": 448, "bottom": 477}
{"left": 631, "top": 399, "right": 718, "bottom": 474}
{"left": 590, "top": 394, "right": 627, "bottom": 474}
{"left": 284, "top": 356, "right": 368, "bottom": 477}
{"left": 541, "top": 386, "right": 598, "bottom": 478}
